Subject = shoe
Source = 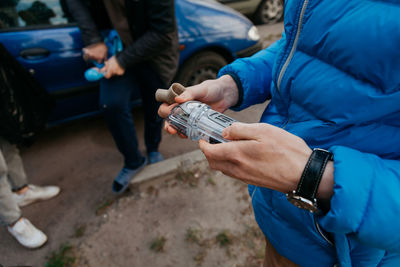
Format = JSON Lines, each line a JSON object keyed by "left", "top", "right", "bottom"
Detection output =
{"left": 112, "top": 157, "right": 147, "bottom": 194}
{"left": 7, "top": 217, "right": 47, "bottom": 249}
{"left": 147, "top": 151, "right": 164, "bottom": 164}
{"left": 13, "top": 184, "right": 60, "bottom": 207}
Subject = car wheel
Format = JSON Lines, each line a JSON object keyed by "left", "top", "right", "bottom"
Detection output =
{"left": 175, "top": 51, "right": 227, "bottom": 87}
{"left": 254, "top": 0, "right": 284, "bottom": 25}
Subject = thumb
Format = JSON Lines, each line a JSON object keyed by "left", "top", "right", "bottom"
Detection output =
{"left": 222, "top": 122, "right": 262, "bottom": 141}
{"left": 175, "top": 85, "right": 208, "bottom": 103}
{"left": 175, "top": 90, "right": 195, "bottom": 103}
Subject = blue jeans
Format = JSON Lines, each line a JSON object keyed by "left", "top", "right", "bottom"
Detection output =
{"left": 99, "top": 64, "right": 165, "bottom": 169}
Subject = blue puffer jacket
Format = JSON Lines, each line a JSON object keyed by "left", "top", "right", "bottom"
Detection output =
{"left": 219, "top": 0, "right": 400, "bottom": 266}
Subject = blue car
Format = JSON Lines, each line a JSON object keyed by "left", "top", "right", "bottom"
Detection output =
{"left": 0, "top": 0, "right": 261, "bottom": 124}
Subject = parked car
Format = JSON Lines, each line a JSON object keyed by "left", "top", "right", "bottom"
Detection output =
{"left": 218, "top": 0, "right": 284, "bottom": 25}
{"left": 0, "top": 0, "right": 261, "bottom": 124}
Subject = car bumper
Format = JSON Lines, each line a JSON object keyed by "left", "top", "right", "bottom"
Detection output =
{"left": 236, "top": 40, "right": 262, "bottom": 58}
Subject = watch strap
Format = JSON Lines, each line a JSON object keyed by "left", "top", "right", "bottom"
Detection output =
{"left": 296, "top": 148, "right": 333, "bottom": 200}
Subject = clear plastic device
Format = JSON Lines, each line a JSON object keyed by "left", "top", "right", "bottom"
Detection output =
{"left": 167, "top": 101, "right": 237, "bottom": 143}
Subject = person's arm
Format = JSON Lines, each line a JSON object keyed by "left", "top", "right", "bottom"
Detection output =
{"left": 199, "top": 122, "right": 400, "bottom": 253}
{"left": 319, "top": 146, "right": 400, "bottom": 252}
{"left": 116, "top": 0, "right": 176, "bottom": 69}
{"left": 65, "top": 0, "right": 102, "bottom": 46}
{"left": 218, "top": 33, "right": 286, "bottom": 110}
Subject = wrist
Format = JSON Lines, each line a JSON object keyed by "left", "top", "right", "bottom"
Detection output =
{"left": 85, "top": 41, "right": 105, "bottom": 48}
{"left": 217, "top": 75, "right": 240, "bottom": 108}
{"left": 317, "top": 161, "right": 334, "bottom": 200}
{"left": 286, "top": 148, "right": 333, "bottom": 213}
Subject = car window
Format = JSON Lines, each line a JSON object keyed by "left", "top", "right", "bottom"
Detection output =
{"left": 0, "top": 0, "right": 74, "bottom": 30}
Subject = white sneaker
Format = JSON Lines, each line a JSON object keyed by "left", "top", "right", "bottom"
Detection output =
{"left": 7, "top": 217, "right": 47, "bottom": 249}
{"left": 13, "top": 184, "right": 60, "bottom": 207}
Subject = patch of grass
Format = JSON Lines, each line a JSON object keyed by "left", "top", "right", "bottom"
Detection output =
{"left": 216, "top": 230, "right": 233, "bottom": 247}
{"left": 175, "top": 168, "right": 199, "bottom": 187}
{"left": 150, "top": 236, "right": 167, "bottom": 252}
{"left": 206, "top": 177, "right": 216, "bottom": 186}
{"left": 45, "top": 244, "right": 76, "bottom": 267}
{"left": 185, "top": 227, "right": 202, "bottom": 245}
{"left": 74, "top": 224, "right": 86, "bottom": 238}
{"left": 95, "top": 198, "right": 114, "bottom": 216}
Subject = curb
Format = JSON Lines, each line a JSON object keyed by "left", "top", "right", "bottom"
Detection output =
{"left": 129, "top": 149, "right": 206, "bottom": 189}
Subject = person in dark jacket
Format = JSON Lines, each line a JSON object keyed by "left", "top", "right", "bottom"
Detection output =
{"left": 66, "top": 0, "right": 179, "bottom": 194}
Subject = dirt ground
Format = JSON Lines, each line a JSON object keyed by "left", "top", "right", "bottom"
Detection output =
{"left": 0, "top": 103, "right": 267, "bottom": 267}
{"left": 73, "top": 162, "right": 265, "bottom": 267}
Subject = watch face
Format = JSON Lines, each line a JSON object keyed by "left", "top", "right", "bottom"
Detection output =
{"left": 287, "top": 192, "right": 319, "bottom": 213}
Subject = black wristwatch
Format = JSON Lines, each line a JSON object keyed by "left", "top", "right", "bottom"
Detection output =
{"left": 286, "top": 148, "right": 333, "bottom": 213}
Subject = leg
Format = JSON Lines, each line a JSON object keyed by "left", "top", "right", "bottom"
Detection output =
{"left": 0, "top": 138, "right": 27, "bottom": 191}
{"left": 0, "top": 154, "right": 21, "bottom": 226}
{"left": 0, "top": 175, "right": 21, "bottom": 226}
{"left": 99, "top": 70, "right": 145, "bottom": 169}
{"left": 263, "top": 237, "right": 299, "bottom": 267}
{"left": 135, "top": 64, "right": 164, "bottom": 153}
{"left": 0, "top": 138, "right": 59, "bottom": 207}
{"left": 0, "top": 140, "right": 50, "bottom": 248}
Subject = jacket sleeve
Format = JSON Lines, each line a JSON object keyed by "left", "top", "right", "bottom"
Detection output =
{"left": 217, "top": 33, "right": 285, "bottom": 111}
{"left": 320, "top": 146, "right": 400, "bottom": 252}
{"left": 116, "top": 0, "right": 177, "bottom": 69}
{"left": 65, "top": 0, "right": 103, "bottom": 46}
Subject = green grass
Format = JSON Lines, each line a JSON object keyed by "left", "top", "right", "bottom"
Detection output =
{"left": 216, "top": 230, "right": 233, "bottom": 247}
{"left": 45, "top": 244, "right": 75, "bottom": 267}
{"left": 149, "top": 236, "right": 167, "bottom": 252}
{"left": 74, "top": 224, "right": 86, "bottom": 238}
{"left": 185, "top": 227, "right": 202, "bottom": 245}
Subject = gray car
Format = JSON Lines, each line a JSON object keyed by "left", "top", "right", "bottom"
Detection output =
{"left": 218, "top": 0, "right": 284, "bottom": 24}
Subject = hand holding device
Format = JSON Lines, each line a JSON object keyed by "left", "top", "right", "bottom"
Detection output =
{"left": 167, "top": 101, "right": 237, "bottom": 143}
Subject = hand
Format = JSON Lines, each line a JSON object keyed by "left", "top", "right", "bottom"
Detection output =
{"left": 199, "top": 122, "right": 313, "bottom": 194}
{"left": 83, "top": 42, "right": 108, "bottom": 63}
{"left": 100, "top": 56, "right": 125, "bottom": 79}
{"left": 158, "top": 75, "right": 239, "bottom": 135}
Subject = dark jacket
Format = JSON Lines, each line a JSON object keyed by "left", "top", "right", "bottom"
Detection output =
{"left": 66, "top": 0, "right": 179, "bottom": 84}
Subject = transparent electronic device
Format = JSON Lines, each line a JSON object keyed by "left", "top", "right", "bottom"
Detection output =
{"left": 167, "top": 101, "right": 237, "bottom": 143}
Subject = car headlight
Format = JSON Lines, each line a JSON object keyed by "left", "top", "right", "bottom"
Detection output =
{"left": 248, "top": 26, "right": 260, "bottom": 41}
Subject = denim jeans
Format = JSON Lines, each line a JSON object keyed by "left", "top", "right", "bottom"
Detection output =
{"left": 99, "top": 64, "right": 165, "bottom": 169}
{"left": 0, "top": 138, "right": 27, "bottom": 226}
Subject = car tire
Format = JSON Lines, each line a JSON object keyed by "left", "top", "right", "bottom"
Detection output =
{"left": 254, "top": 0, "right": 284, "bottom": 25}
{"left": 175, "top": 51, "right": 227, "bottom": 87}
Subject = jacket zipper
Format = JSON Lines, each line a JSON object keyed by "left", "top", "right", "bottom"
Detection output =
{"left": 314, "top": 215, "right": 334, "bottom": 246}
{"left": 276, "top": 0, "right": 309, "bottom": 129}
{"left": 277, "top": 0, "right": 309, "bottom": 92}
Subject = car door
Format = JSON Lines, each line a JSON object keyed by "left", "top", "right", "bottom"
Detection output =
{"left": 0, "top": 0, "right": 89, "bottom": 94}
{"left": 0, "top": 0, "right": 104, "bottom": 123}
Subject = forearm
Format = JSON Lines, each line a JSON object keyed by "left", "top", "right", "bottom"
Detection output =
{"left": 319, "top": 146, "right": 400, "bottom": 252}
{"left": 116, "top": 31, "right": 173, "bottom": 69}
{"left": 218, "top": 38, "right": 284, "bottom": 111}
{"left": 66, "top": 0, "right": 102, "bottom": 46}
